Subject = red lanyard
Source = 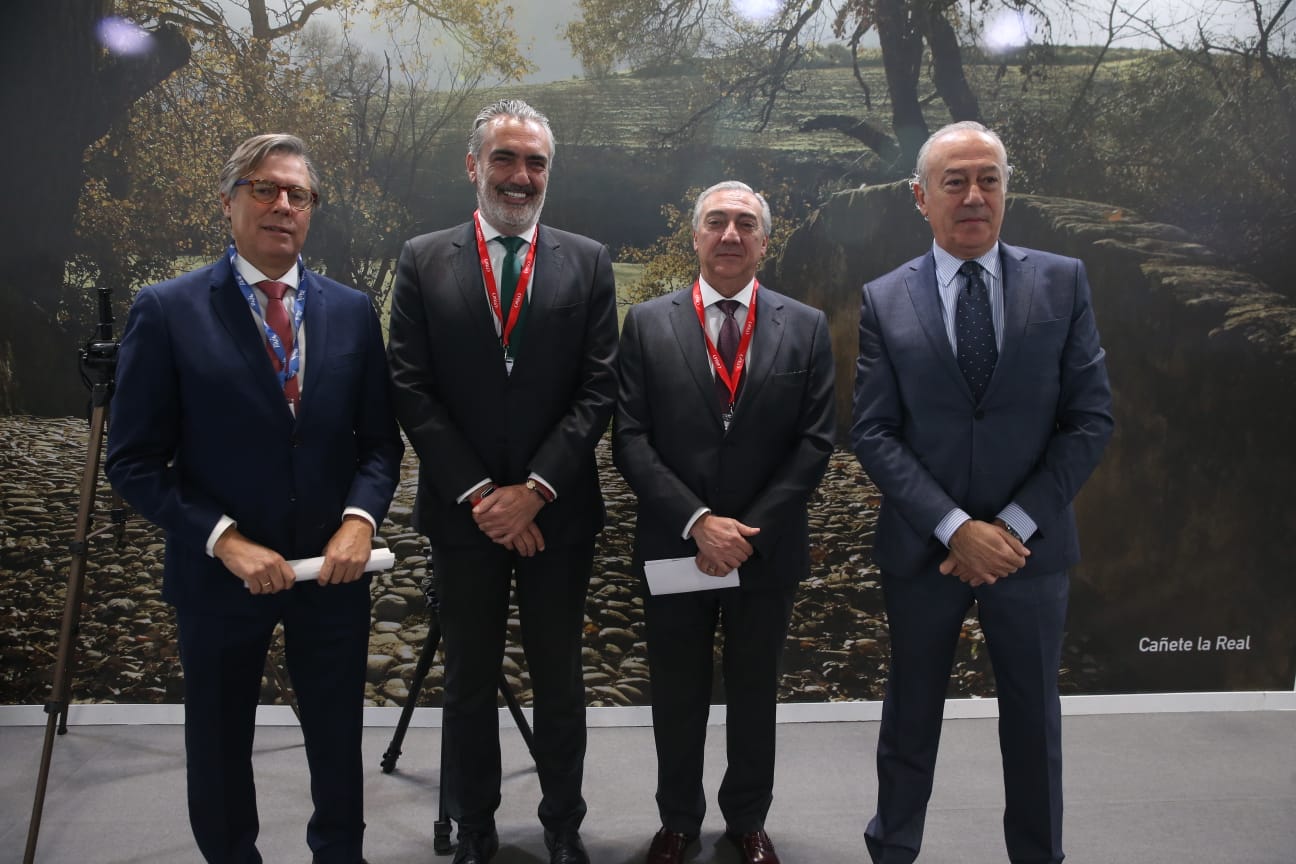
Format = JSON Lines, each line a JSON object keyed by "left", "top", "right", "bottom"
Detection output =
{"left": 692, "top": 279, "right": 758, "bottom": 407}
{"left": 473, "top": 210, "right": 538, "bottom": 351}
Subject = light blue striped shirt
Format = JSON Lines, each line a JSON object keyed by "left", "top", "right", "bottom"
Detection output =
{"left": 927, "top": 242, "right": 1038, "bottom": 549}
{"left": 932, "top": 242, "right": 1004, "bottom": 354}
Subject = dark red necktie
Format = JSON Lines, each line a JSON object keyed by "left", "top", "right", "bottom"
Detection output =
{"left": 715, "top": 298, "right": 741, "bottom": 411}
{"left": 258, "top": 280, "right": 300, "bottom": 412}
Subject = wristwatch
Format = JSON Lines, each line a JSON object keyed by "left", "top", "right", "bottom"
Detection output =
{"left": 999, "top": 520, "right": 1024, "bottom": 543}
{"left": 525, "top": 478, "right": 554, "bottom": 504}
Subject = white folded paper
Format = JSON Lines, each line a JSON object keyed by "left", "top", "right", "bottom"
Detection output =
{"left": 643, "top": 556, "right": 739, "bottom": 595}
{"left": 290, "top": 548, "right": 396, "bottom": 581}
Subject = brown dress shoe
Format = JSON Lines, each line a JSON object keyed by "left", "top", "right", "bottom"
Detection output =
{"left": 725, "top": 829, "right": 781, "bottom": 864}
{"left": 646, "top": 827, "right": 696, "bottom": 864}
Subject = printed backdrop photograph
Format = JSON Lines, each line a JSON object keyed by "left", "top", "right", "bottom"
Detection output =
{"left": 1, "top": 0, "right": 1293, "bottom": 711}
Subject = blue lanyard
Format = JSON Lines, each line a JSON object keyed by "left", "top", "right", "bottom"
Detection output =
{"left": 227, "top": 245, "right": 308, "bottom": 390}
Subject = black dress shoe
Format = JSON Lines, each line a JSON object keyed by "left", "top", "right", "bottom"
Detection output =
{"left": 453, "top": 828, "right": 500, "bottom": 864}
{"left": 725, "top": 829, "right": 781, "bottom": 864}
{"left": 544, "top": 828, "right": 591, "bottom": 864}
{"left": 646, "top": 827, "right": 696, "bottom": 864}
{"left": 311, "top": 858, "right": 369, "bottom": 863}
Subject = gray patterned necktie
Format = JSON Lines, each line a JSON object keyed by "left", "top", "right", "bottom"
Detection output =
{"left": 956, "top": 261, "right": 997, "bottom": 401}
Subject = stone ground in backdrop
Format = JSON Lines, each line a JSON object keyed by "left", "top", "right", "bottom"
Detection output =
{"left": 0, "top": 415, "right": 1107, "bottom": 708}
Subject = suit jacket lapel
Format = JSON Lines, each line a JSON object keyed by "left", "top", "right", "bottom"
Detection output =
{"left": 906, "top": 253, "right": 967, "bottom": 395}
{"left": 449, "top": 223, "right": 512, "bottom": 386}
{"left": 992, "top": 243, "right": 1034, "bottom": 393}
{"left": 729, "top": 289, "right": 784, "bottom": 426}
{"left": 668, "top": 288, "right": 722, "bottom": 424}
{"left": 208, "top": 256, "right": 294, "bottom": 418}
{"left": 451, "top": 222, "right": 507, "bottom": 346}
{"left": 513, "top": 225, "right": 564, "bottom": 365}
{"left": 296, "top": 268, "right": 327, "bottom": 426}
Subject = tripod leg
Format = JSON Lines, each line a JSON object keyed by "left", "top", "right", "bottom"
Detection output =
{"left": 427, "top": 621, "right": 453, "bottom": 860}
{"left": 498, "top": 673, "right": 536, "bottom": 757}
{"left": 433, "top": 737, "right": 453, "bottom": 854}
{"left": 264, "top": 626, "right": 301, "bottom": 724}
{"left": 380, "top": 617, "right": 441, "bottom": 773}
{"left": 24, "top": 399, "right": 109, "bottom": 864}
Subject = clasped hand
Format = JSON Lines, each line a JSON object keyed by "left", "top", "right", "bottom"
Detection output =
{"left": 690, "top": 513, "right": 760, "bottom": 576}
{"left": 940, "top": 519, "right": 1030, "bottom": 587}
{"left": 472, "top": 483, "right": 546, "bottom": 557}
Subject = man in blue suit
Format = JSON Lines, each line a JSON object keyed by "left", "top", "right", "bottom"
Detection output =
{"left": 851, "top": 122, "right": 1113, "bottom": 864}
{"left": 106, "top": 133, "right": 403, "bottom": 864}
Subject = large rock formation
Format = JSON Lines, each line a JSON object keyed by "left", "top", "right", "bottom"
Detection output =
{"left": 766, "top": 182, "right": 1296, "bottom": 692}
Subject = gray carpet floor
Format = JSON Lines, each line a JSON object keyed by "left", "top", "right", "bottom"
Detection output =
{"left": 3, "top": 711, "right": 1293, "bottom": 864}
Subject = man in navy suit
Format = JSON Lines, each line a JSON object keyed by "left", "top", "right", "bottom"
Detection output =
{"left": 851, "top": 122, "right": 1113, "bottom": 864}
{"left": 106, "top": 133, "right": 403, "bottom": 864}
{"left": 614, "top": 181, "right": 836, "bottom": 864}
{"left": 387, "top": 99, "right": 618, "bottom": 864}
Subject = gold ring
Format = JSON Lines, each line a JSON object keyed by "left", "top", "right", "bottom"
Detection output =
{"left": 262, "top": 581, "right": 270, "bottom": 588}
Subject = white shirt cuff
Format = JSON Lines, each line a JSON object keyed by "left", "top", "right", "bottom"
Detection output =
{"left": 343, "top": 507, "right": 378, "bottom": 536}
{"left": 683, "top": 507, "right": 711, "bottom": 540}
{"left": 528, "top": 472, "right": 556, "bottom": 502}
{"left": 206, "top": 516, "right": 236, "bottom": 557}
{"left": 458, "top": 478, "right": 493, "bottom": 504}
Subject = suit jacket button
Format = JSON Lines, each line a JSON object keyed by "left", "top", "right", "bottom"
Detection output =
{"left": 290, "top": 435, "right": 301, "bottom": 447}
{"left": 974, "top": 409, "right": 985, "bottom": 420}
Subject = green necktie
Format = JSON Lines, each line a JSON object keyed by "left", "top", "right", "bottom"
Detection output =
{"left": 498, "top": 235, "right": 527, "bottom": 360}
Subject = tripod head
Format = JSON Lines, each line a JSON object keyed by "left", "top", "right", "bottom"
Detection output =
{"left": 79, "top": 286, "right": 120, "bottom": 407}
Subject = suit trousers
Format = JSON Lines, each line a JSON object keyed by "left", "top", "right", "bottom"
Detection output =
{"left": 430, "top": 538, "right": 594, "bottom": 834}
{"left": 645, "top": 581, "right": 796, "bottom": 836}
{"left": 176, "top": 580, "right": 371, "bottom": 864}
{"left": 866, "top": 567, "right": 1069, "bottom": 864}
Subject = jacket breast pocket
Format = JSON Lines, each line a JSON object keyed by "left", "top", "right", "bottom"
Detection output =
{"left": 1018, "top": 317, "right": 1068, "bottom": 380}
{"left": 318, "top": 350, "right": 364, "bottom": 390}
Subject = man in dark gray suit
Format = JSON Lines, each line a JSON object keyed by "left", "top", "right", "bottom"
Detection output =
{"left": 852, "top": 121, "right": 1114, "bottom": 864}
{"left": 386, "top": 99, "right": 618, "bottom": 864}
{"left": 614, "top": 181, "right": 836, "bottom": 864}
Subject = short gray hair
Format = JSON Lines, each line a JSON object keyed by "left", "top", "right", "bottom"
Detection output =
{"left": 692, "top": 181, "right": 772, "bottom": 236}
{"left": 911, "top": 121, "right": 1012, "bottom": 192}
{"left": 218, "top": 133, "right": 320, "bottom": 200}
{"left": 468, "top": 99, "right": 556, "bottom": 163}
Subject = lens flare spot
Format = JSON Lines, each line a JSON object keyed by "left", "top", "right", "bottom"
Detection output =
{"left": 733, "top": 0, "right": 782, "bottom": 23}
{"left": 983, "top": 11, "right": 1034, "bottom": 53}
{"left": 96, "top": 16, "right": 155, "bottom": 57}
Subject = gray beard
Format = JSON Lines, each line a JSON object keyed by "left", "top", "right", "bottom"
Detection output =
{"left": 476, "top": 184, "right": 545, "bottom": 233}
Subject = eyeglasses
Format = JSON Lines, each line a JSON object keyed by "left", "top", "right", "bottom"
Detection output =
{"left": 234, "top": 178, "right": 318, "bottom": 211}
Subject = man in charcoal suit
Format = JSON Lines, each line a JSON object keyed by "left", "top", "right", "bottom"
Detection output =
{"left": 106, "top": 133, "right": 403, "bottom": 863}
{"left": 851, "top": 121, "right": 1114, "bottom": 863}
{"left": 613, "top": 181, "right": 836, "bottom": 864}
{"left": 386, "top": 99, "right": 618, "bottom": 864}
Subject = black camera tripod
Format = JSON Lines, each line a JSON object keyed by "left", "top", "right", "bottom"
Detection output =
{"left": 380, "top": 573, "right": 536, "bottom": 854}
{"left": 23, "top": 287, "right": 125, "bottom": 864}
{"left": 21, "top": 287, "right": 299, "bottom": 863}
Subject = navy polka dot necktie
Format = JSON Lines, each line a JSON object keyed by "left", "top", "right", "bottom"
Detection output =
{"left": 956, "top": 261, "right": 997, "bottom": 401}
